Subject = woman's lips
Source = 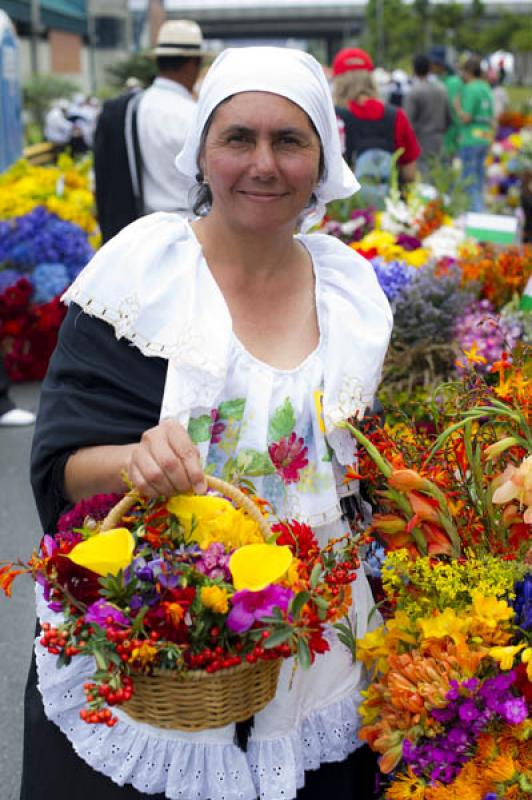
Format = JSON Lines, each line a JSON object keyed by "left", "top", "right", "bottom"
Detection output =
{"left": 237, "top": 190, "right": 287, "bottom": 202}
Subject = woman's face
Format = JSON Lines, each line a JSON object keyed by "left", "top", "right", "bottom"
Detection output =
{"left": 200, "top": 91, "right": 322, "bottom": 233}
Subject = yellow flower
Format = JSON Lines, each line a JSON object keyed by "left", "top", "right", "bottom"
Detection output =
{"left": 229, "top": 543, "right": 292, "bottom": 591}
{"left": 200, "top": 585, "right": 229, "bottom": 614}
{"left": 483, "top": 753, "right": 517, "bottom": 783}
{"left": 66, "top": 528, "right": 135, "bottom": 576}
{"left": 129, "top": 641, "right": 158, "bottom": 669}
{"left": 471, "top": 593, "right": 514, "bottom": 627}
{"left": 167, "top": 494, "right": 263, "bottom": 550}
{"left": 357, "top": 625, "right": 391, "bottom": 673}
{"left": 418, "top": 607, "right": 470, "bottom": 644}
{"left": 521, "top": 647, "right": 532, "bottom": 681}
{"left": 489, "top": 643, "right": 525, "bottom": 670}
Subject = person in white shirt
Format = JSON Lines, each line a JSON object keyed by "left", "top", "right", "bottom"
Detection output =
{"left": 44, "top": 99, "right": 73, "bottom": 146}
{"left": 93, "top": 20, "right": 206, "bottom": 241}
{"left": 137, "top": 27, "right": 203, "bottom": 214}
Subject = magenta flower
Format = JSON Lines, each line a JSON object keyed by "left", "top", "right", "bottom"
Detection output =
{"left": 227, "top": 585, "right": 294, "bottom": 633}
{"left": 268, "top": 432, "right": 308, "bottom": 484}
{"left": 85, "top": 600, "right": 130, "bottom": 628}
{"left": 210, "top": 409, "right": 226, "bottom": 444}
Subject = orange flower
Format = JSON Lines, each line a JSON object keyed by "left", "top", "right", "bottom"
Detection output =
{"left": 0, "top": 563, "right": 28, "bottom": 597}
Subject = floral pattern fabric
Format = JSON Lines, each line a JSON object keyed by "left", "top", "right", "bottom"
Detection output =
{"left": 186, "top": 335, "right": 347, "bottom": 532}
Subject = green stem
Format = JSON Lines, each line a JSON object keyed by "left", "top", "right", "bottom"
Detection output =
{"left": 338, "top": 421, "right": 393, "bottom": 478}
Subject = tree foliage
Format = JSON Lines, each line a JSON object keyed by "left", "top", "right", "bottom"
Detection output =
{"left": 105, "top": 52, "right": 157, "bottom": 88}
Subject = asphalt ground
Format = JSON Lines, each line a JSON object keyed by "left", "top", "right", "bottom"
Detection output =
{"left": 0, "top": 381, "right": 42, "bottom": 800}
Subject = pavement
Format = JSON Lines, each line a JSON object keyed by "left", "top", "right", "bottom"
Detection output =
{"left": 0, "top": 381, "right": 42, "bottom": 800}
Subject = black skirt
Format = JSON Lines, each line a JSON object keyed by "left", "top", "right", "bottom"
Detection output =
{"left": 20, "top": 650, "right": 379, "bottom": 800}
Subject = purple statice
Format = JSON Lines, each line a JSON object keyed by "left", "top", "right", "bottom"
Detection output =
{"left": 371, "top": 257, "right": 416, "bottom": 302}
{"left": 511, "top": 573, "right": 532, "bottom": 631}
{"left": 31, "top": 262, "right": 70, "bottom": 303}
{"left": 196, "top": 542, "right": 231, "bottom": 581}
{"left": 0, "top": 207, "right": 94, "bottom": 276}
{"left": 454, "top": 299, "right": 522, "bottom": 374}
{"left": 406, "top": 672, "right": 526, "bottom": 785}
{"left": 392, "top": 264, "right": 472, "bottom": 346}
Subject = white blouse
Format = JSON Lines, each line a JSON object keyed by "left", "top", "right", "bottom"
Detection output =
{"left": 35, "top": 214, "right": 392, "bottom": 799}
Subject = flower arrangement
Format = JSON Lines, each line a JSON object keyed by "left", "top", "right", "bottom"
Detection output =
{"left": 0, "top": 156, "right": 98, "bottom": 380}
{"left": 339, "top": 349, "right": 532, "bottom": 799}
{"left": 1, "top": 481, "right": 359, "bottom": 729}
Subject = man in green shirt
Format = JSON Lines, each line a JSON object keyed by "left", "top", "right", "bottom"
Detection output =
{"left": 428, "top": 47, "right": 463, "bottom": 158}
{"left": 454, "top": 56, "right": 494, "bottom": 212}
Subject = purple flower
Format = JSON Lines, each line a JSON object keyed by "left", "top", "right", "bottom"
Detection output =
{"left": 499, "top": 696, "right": 528, "bottom": 725}
{"left": 85, "top": 600, "right": 130, "bottom": 627}
{"left": 458, "top": 700, "right": 481, "bottom": 723}
{"left": 227, "top": 585, "right": 294, "bottom": 633}
{"left": 196, "top": 542, "right": 231, "bottom": 581}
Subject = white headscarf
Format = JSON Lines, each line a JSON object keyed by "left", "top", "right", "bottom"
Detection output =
{"left": 175, "top": 46, "right": 359, "bottom": 231}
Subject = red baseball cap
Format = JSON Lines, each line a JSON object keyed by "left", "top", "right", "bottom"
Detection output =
{"left": 332, "top": 48, "right": 374, "bottom": 76}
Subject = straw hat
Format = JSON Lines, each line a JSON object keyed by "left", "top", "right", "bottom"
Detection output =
{"left": 154, "top": 20, "right": 207, "bottom": 58}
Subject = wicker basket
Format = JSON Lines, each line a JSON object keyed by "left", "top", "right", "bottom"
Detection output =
{"left": 99, "top": 476, "right": 281, "bottom": 731}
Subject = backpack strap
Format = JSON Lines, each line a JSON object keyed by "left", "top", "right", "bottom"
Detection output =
{"left": 380, "top": 104, "right": 397, "bottom": 153}
{"left": 124, "top": 90, "right": 145, "bottom": 217}
{"left": 335, "top": 105, "right": 360, "bottom": 169}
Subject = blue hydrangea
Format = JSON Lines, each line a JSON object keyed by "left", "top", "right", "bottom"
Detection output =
{"left": 31, "top": 262, "right": 70, "bottom": 304}
{"left": 371, "top": 257, "right": 416, "bottom": 302}
{"left": 0, "top": 206, "right": 94, "bottom": 276}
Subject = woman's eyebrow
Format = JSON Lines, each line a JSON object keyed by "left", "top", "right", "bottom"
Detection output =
{"left": 219, "top": 124, "right": 309, "bottom": 137}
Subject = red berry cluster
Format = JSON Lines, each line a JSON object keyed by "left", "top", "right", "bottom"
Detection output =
{"left": 81, "top": 675, "right": 134, "bottom": 726}
{"left": 187, "top": 631, "right": 293, "bottom": 673}
{"left": 40, "top": 621, "right": 86, "bottom": 657}
{"left": 325, "top": 558, "right": 359, "bottom": 590}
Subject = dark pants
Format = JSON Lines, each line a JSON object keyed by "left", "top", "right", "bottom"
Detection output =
{"left": 20, "top": 650, "right": 378, "bottom": 799}
{"left": 0, "top": 357, "right": 15, "bottom": 415}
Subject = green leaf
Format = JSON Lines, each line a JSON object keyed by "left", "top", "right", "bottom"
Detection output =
{"left": 263, "top": 627, "right": 292, "bottom": 648}
{"left": 218, "top": 398, "right": 246, "bottom": 420}
{"left": 188, "top": 415, "right": 212, "bottom": 444}
{"left": 296, "top": 637, "right": 312, "bottom": 669}
{"left": 309, "top": 563, "right": 322, "bottom": 589}
{"left": 291, "top": 590, "right": 311, "bottom": 619}
{"left": 268, "top": 397, "right": 296, "bottom": 442}
{"left": 221, "top": 457, "right": 238, "bottom": 482}
{"left": 235, "top": 448, "right": 275, "bottom": 477}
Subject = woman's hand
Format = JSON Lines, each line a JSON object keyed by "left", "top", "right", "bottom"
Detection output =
{"left": 127, "top": 419, "right": 207, "bottom": 498}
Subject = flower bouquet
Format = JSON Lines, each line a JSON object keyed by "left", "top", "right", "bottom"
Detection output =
{"left": 1, "top": 476, "right": 359, "bottom": 731}
{"left": 339, "top": 347, "right": 532, "bottom": 799}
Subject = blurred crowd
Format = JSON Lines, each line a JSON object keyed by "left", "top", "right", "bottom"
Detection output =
{"left": 44, "top": 94, "right": 101, "bottom": 155}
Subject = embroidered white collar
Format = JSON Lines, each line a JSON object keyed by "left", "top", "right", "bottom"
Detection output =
{"left": 63, "top": 213, "right": 392, "bottom": 463}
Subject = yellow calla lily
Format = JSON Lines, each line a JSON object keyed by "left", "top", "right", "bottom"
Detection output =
{"left": 66, "top": 528, "right": 135, "bottom": 577}
{"left": 229, "top": 543, "right": 292, "bottom": 592}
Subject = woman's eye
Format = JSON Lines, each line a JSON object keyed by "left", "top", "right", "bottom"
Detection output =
{"left": 227, "top": 134, "right": 251, "bottom": 144}
{"left": 277, "top": 136, "right": 303, "bottom": 147}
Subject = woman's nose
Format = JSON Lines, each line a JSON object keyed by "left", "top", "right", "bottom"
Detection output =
{"left": 250, "top": 140, "right": 277, "bottom": 177}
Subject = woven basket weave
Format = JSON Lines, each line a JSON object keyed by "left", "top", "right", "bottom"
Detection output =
{"left": 99, "top": 476, "right": 281, "bottom": 731}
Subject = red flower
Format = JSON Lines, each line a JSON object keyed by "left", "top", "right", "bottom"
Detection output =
{"left": 271, "top": 520, "right": 319, "bottom": 560}
{"left": 268, "top": 432, "right": 308, "bottom": 484}
{"left": 47, "top": 554, "right": 101, "bottom": 604}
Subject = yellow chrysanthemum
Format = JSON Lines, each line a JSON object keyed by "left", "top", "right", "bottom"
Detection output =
{"left": 522, "top": 647, "right": 532, "bottom": 681}
{"left": 200, "top": 585, "right": 229, "bottom": 614}
{"left": 167, "top": 494, "right": 263, "bottom": 550}
{"left": 66, "top": 528, "right": 135, "bottom": 576}
{"left": 229, "top": 543, "right": 292, "bottom": 591}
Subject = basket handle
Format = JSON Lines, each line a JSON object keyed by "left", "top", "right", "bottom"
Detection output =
{"left": 100, "top": 475, "right": 272, "bottom": 538}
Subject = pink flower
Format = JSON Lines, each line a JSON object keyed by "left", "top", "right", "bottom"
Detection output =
{"left": 268, "top": 432, "right": 308, "bottom": 484}
{"left": 85, "top": 600, "right": 130, "bottom": 628}
{"left": 492, "top": 455, "right": 532, "bottom": 524}
{"left": 210, "top": 409, "right": 225, "bottom": 444}
{"left": 227, "top": 585, "right": 294, "bottom": 633}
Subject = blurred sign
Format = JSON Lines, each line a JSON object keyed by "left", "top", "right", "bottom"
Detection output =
{"left": 465, "top": 212, "right": 519, "bottom": 245}
{"left": 0, "top": 11, "right": 23, "bottom": 173}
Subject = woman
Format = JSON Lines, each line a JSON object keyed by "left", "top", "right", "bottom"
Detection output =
{"left": 24, "top": 47, "right": 392, "bottom": 800}
{"left": 332, "top": 47, "right": 419, "bottom": 187}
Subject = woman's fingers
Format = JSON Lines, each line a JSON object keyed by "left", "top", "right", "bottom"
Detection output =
{"left": 128, "top": 420, "right": 207, "bottom": 498}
